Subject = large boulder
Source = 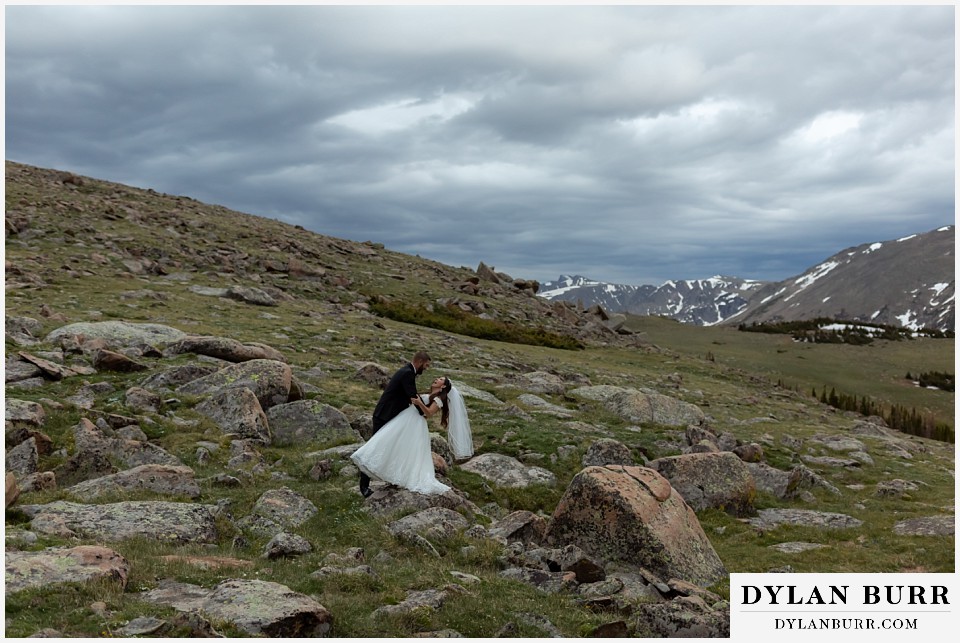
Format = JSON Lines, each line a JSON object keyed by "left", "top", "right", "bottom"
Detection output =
{"left": 5, "top": 545, "right": 130, "bottom": 595}
{"left": 647, "top": 452, "right": 756, "bottom": 516}
{"left": 544, "top": 465, "right": 727, "bottom": 587}
{"left": 177, "top": 359, "right": 292, "bottom": 409}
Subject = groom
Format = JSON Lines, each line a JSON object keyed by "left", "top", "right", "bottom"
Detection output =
{"left": 359, "top": 350, "right": 432, "bottom": 498}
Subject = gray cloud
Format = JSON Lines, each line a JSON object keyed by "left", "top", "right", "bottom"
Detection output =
{"left": 5, "top": 5, "right": 953, "bottom": 286}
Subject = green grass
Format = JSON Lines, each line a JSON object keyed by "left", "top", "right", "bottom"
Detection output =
{"left": 5, "top": 161, "right": 954, "bottom": 637}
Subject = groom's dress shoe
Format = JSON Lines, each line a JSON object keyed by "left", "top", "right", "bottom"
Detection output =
{"left": 361, "top": 487, "right": 373, "bottom": 498}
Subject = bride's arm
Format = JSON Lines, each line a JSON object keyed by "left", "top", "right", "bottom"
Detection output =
{"left": 420, "top": 399, "right": 440, "bottom": 418}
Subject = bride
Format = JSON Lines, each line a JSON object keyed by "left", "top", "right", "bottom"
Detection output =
{"left": 351, "top": 375, "right": 473, "bottom": 496}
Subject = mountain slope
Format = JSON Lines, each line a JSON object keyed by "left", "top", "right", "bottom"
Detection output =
{"left": 726, "top": 227, "right": 954, "bottom": 331}
{"left": 540, "top": 227, "right": 954, "bottom": 332}
{"left": 540, "top": 275, "right": 770, "bottom": 326}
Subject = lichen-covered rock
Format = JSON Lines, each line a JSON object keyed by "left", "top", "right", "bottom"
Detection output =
{"left": 745, "top": 462, "right": 840, "bottom": 499}
{"left": 892, "top": 516, "right": 954, "bottom": 536}
{"left": 65, "top": 464, "right": 200, "bottom": 501}
{"left": 516, "top": 371, "right": 566, "bottom": 396}
{"left": 631, "top": 595, "right": 730, "bottom": 637}
{"left": 5, "top": 399, "right": 46, "bottom": 426}
{"left": 70, "top": 418, "right": 182, "bottom": 469}
{"left": 648, "top": 452, "right": 756, "bottom": 517}
{"left": 363, "top": 485, "right": 479, "bottom": 520}
{"left": 195, "top": 387, "right": 271, "bottom": 443}
{"left": 607, "top": 390, "right": 706, "bottom": 427}
{"left": 140, "top": 578, "right": 332, "bottom": 636}
{"left": 5, "top": 545, "right": 130, "bottom": 594}
{"left": 177, "top": 359, "right": 292, "bottom": 410}
{"left": 240, "top": 487, "right": 318, "bottom": 537}
{"left": 745, "top": 508, "right": 863, "bottom": 531}
{"left": 6, "top": 437, "right": 39, "bottom": 477}
{"left": 544, "top": 465, "right": 727, "bottom": 587}
{"left": 45, "top": 321, "right": 186, "bottom": 350}
{"left": 169, "top": 335, "right": 286, "bottom": 363}
{"left": 387, "top": 507, "right": 470, "bottom": 541}
{"left": 267, "top": 400, "right": 355, "bottom": 446}
{"left": 486, "top": 510, "right": 547, "bottom": 545}
{"left": 582, "top": 438, "right": 635, "bottom": 468}
{"left": 18, "top": 500, "right": 218, "bottom": 543}
{"left": 460, "top": 453, "right": 556, "bottom": 488}
{"left": 262, "top": 532, "right": 313, "bottom": 559}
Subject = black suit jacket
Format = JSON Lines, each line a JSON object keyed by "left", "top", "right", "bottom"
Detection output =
{"left": 372, "top": 362, "right": 420, "bottom": 432}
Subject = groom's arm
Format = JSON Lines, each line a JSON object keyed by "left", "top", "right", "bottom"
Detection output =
{"left": 402, "top": 367, "right": 424, "bottom": 415}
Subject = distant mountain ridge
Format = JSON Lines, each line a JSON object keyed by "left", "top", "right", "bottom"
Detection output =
{"left": 539, "top": 226, "right": 955, "bottom": 332}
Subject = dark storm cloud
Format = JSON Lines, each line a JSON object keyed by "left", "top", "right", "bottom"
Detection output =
{"left": 4, "top": 4, "right": 954, "bottom": 286}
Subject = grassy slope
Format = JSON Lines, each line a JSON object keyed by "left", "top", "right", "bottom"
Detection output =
{"left": 624, "top": 315, "right": 954, "bottom": 429}
{"left": 4, "top": 162, "right": 955, "bottom": 637}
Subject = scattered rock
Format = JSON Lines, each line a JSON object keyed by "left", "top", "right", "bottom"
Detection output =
{"left": 5, "top": 545, "right": 130, "bottom": 594}
{"left": 745, "top": 508, "right": 863, "bottom": 531}
{"left": 140, "top": 578, "right": 332, "bottom": 636}
{"left": 19, "top": 500, "right": 219, "bottom": 543}
{"left": 892, "top": 516, "right": 954, "bottom": 536}
{"left": 460, "top": 453, "right": 556, "bottom": 488}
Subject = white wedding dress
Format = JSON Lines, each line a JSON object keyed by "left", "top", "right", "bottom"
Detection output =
{"left": 350, "top": 395, "right": 450, "bottom": 495}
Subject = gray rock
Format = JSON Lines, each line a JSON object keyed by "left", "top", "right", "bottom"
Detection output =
{"left": 195, "top": 387, "right": 271, "bottom": 443}
{"left": 267, "top": 400, "right": 356, "bottom": 446}
{"left": 140, "top": 578, "right": 332, "bottom": 636}
{"left": 65, "top": 464, "right": 200, "bottom": 501}
{"left": 45, "top": 321, "right": 186, "bottom": 350}
{"left": 169, "top": 335, "right": 285, "bottom": 363}
{"left": 262, "top": 532, "right": 313, "bottom": 559}
{"left": 19, "top": 500, "right": 218, "bottom": 543}
{"left": 648, "top": 451, "right": 756, "bottom": 516}
{"left": 610, "top": 389, "right": 706, "bottom": 426}
{"left": 460, "top": 453, "right": 556, "bottom": 489}
{"left": 387, "top": 506, "right": 470, "bottom": 541}
{"left": 6, "top": 437, "right": 39, "bottom": 477}
{"left": 892, "top": 516, "right": 954, "bottom": 536}
{"left": 582, "top": 438, "right": 634, "bottom": 468}
{"left": 5, "top": 545, "right": 130, "bottom": 594}
{"left": 177, "top": 359, "right": 292, "bottom": 410}
{"left": 4, "top": 399, "right": 45, "bottom": 426}
{"left": 745, "top": 508, "right": 863, "bottom": 531}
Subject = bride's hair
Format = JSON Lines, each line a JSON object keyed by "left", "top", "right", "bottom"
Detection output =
{"left": 429, "top": 376, "right": 454, "bottom": 428}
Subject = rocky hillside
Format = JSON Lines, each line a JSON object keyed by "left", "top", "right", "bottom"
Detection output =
{"left": 4, "top": 161, "right": 637, "bottom": 351}
{"left": 5, "top": 162, "right": 955, "bottom": 638}
{"left": 540, "top": 227, "right": 954, "bottom": 332}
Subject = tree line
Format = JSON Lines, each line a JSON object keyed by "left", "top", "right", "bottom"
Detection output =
{"left": 810, "top": 384, "right": 953, "bottom": 443}
{"left": 739, "top": 318, "right": 953, "bottom": 344}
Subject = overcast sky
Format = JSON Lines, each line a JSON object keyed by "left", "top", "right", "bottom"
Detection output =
{"left": 4, "top": 4, "right": 955, "bottom": 286}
